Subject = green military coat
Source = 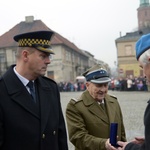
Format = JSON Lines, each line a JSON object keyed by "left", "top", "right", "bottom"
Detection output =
{"left": 66, "top": 90, "right": 126, "bottom": 150}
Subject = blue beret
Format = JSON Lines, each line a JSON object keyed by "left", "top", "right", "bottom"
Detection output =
{"left": 136, "top": 33, "right": 150, "bottom": 60}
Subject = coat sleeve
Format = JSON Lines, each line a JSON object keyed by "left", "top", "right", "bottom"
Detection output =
{"left": 0, "top": 106, "right": 4, "bottom": 147}
{"left": 55, "top": 86, "right": 69, "bottom": 150}
{"left": 117, "top": 100, "right": 126, "bottom": 142}
{"left": 66, "top": 100, "right": 107, "bottom": 150}
{"left": 109, "top": 94, "right": 126, "bottom": 142}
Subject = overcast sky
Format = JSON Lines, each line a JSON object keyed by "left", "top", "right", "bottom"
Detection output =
{"left": 0, "top": 0, "right": 139, "bottom": 67}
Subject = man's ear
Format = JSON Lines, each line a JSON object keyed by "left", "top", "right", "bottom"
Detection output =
{"left": 86, "top": 82, "right": 90, "bottom": 89}
{"left": 22, "top": 50, "right": 29, "bottom": 62}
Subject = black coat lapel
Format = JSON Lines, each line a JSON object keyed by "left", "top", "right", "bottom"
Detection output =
{"left": 2, "top": 66, "right": 39, "bottom": 119}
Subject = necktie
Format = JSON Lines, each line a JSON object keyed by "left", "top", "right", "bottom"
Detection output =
{"left": 27, "top": 81, "right": 36, "bottom": 103}
{"left": 100, "top": 102, "right": 106, "bottom": 112}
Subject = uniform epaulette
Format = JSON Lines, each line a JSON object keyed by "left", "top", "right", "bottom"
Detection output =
{"left": 72, "top": 98, "right": 78, "bottom": 102}
{"left": 70, "top": 98, "right": 81, "bottom": 104}
{"left": 109, "top": 94, "right": 117, "bottom": 99}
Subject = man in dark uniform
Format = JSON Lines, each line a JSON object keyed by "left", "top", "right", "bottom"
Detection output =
{"left": 66, "top": 64, "right": 126, "bottom": 150}
{"left": 0, "top": 31, "right": 68, "bottom": 150}
{"left": 117, "top": 33, "right": 150, "bottom": 150}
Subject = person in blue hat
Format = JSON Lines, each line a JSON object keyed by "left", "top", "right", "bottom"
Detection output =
{"left": 66, "top": 64, "right": 126, "bottom": 150}
{"left": 0, "top": 31, "right": 68, "bottom": 150}
{"left": 117, "top": 33, "right": 150, "bottom": 150}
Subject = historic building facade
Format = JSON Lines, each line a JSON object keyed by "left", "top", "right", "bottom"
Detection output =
{"left": 0, "top": 16, "right": 109, "bottom": 83}
{"left": 115, "top": 0, "right": 150, "bottom": 78}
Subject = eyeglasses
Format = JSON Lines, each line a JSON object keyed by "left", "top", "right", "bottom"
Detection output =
{"left": 39, "top": 53, "right": 53, "bottom": 60}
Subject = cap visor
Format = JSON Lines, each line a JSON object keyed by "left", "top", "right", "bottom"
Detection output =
{"left": 90, "top": 77, "right": 111, "bottom": 84}
{"left": 35, "top": 46, "right": 55, "bottom": 54}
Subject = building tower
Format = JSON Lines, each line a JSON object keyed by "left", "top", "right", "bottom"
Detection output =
{"left": 138, "top": 0, "right": 150, "bottom": 30}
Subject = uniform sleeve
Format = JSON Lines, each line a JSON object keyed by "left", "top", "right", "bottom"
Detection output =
{"left": 66, "top": 100, "right": 107, "bottom": 150}
{"left": 109, "top": 95, "right": 126, "bottom": 142}
{"left": 125, "top": 143, "right": 141, "bottom": 150}
{"left": 117, "top": 100, "right": 126, "bottom": 142}
{"left": 56, "top": 87, "right": 68, "bottom": 150}
{"left": 0, "top": 106, "right": 4, "bottom": 147}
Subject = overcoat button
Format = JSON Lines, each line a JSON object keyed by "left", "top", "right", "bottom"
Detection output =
{"left": 42, "top": 134, "right": 45, "bottom": 139}
{"left": 53, "top": 131, "right": 56, "bottom": 135}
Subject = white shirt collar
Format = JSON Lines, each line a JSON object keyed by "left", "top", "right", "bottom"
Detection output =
{"left": 13, "top": 66, "right": 29, "bottom": 86}
{"left": 97, "top": 99, "right": 105, "bottom": 104}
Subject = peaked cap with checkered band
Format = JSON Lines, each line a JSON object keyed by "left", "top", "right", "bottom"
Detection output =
{"left": 14, "top": 31, "right": 55, "bottom": 54}
{"left": 82, "top": 64, "right": 111, "bottom": 84}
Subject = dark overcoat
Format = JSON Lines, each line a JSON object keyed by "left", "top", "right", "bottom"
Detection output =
{"left": 66, "top": 90, "right": 126, "bottom": 150}
{"left": 0, "top": 65, "right": 68, "bottom": 150}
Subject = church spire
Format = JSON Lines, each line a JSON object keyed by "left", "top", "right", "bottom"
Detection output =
{"left": 138, "top": 0, "right": 150, "bottom": 30}
{"left": 140, "top": 0, "right": 149, "bottom": 7}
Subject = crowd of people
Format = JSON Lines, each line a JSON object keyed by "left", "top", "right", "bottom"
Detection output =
{"left": 57, "top": 81, "right": 86, "bottom": 92}
{"left": 110, "top": 76, "right": 149, "bottom": 92}
{"left": 57, "top": 75, "right": 149, "bottom": 92}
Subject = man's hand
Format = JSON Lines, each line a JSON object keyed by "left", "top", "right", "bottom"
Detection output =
{"left": 105, "top": 139, "right": 118, "bottom": 150}
{"left": 131, "top": 136, "right": 145, "bottom": 145}
{"left": 117, "top": 141, "right": 129, "bottom": 150}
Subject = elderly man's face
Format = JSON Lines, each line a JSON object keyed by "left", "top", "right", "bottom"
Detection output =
{"left": 139, "top": 59, "right": 150, "bottom": 82}
{"left": 86, "top": 82, "right": 108, "bottom": 101}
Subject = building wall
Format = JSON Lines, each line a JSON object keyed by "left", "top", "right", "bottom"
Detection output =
{"left": 47, "top": 45, "right": 73, "bottom": 82}
{"left": 45, "top": 44, "right": 89, "bottom": 83}
{"left": 119, "top": 63, "right": 142, "bottom": 77}
{"left": 115, "top": 1, "right": 150, "bottom": 78}
{"left": 116, "top": 40, "right": 142, "bottom": 78}
{"left": 0, "top": 45, "right": 99, "bottom": 83}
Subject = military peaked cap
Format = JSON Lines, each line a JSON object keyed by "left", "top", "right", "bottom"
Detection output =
{"left": 82, "top": 64, "right": 111, "bottom": 84}
{"left": 14, "top": 30, "right": 55, "bottom": 54}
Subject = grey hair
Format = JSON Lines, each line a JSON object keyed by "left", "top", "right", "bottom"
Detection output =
{"left": 15, "top": 47, "right": 24, "bottom": 58}
{"left": 139, "top": 49, "right": 150, "bottom": 64}
{"left": 15, "top": 47, "right": 35, "bottom": 59}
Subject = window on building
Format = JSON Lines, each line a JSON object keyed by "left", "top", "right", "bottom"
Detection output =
{"left": 12, "top": 50, "right": 16, "bottom": 63}
{"left": 125, "top": 45, "right": 132, "bottom": 55}
{"left": 65, "top": 51, "right": 68, "bottom": 61}
{"left": 0, "top": 53, "right": 6, "bottom": 63}
{"left": 65, "top": 51, "right": 71, "bottom": 62}
{"left": 78, "top": 56, "right": 80, "bottom": 64}
{"left": 72, "top": 53, "right": 75, "bottom": 63}
{"left": 68, "top": 52, "right": 71, "bottom": 61}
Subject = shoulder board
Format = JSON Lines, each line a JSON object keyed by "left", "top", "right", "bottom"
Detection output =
{"left": 70, "top": 98, "right": 82, "bottom": 104}
{"left": 71, "top": 98, "right": 78, "bottom": 102}
{"left": 109, "top": 94, "right": 117, "bottom": 99}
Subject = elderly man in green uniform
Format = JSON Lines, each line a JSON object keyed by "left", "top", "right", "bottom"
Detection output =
{"left": 66, "top": 64, "right": 126, "bottom": 150}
